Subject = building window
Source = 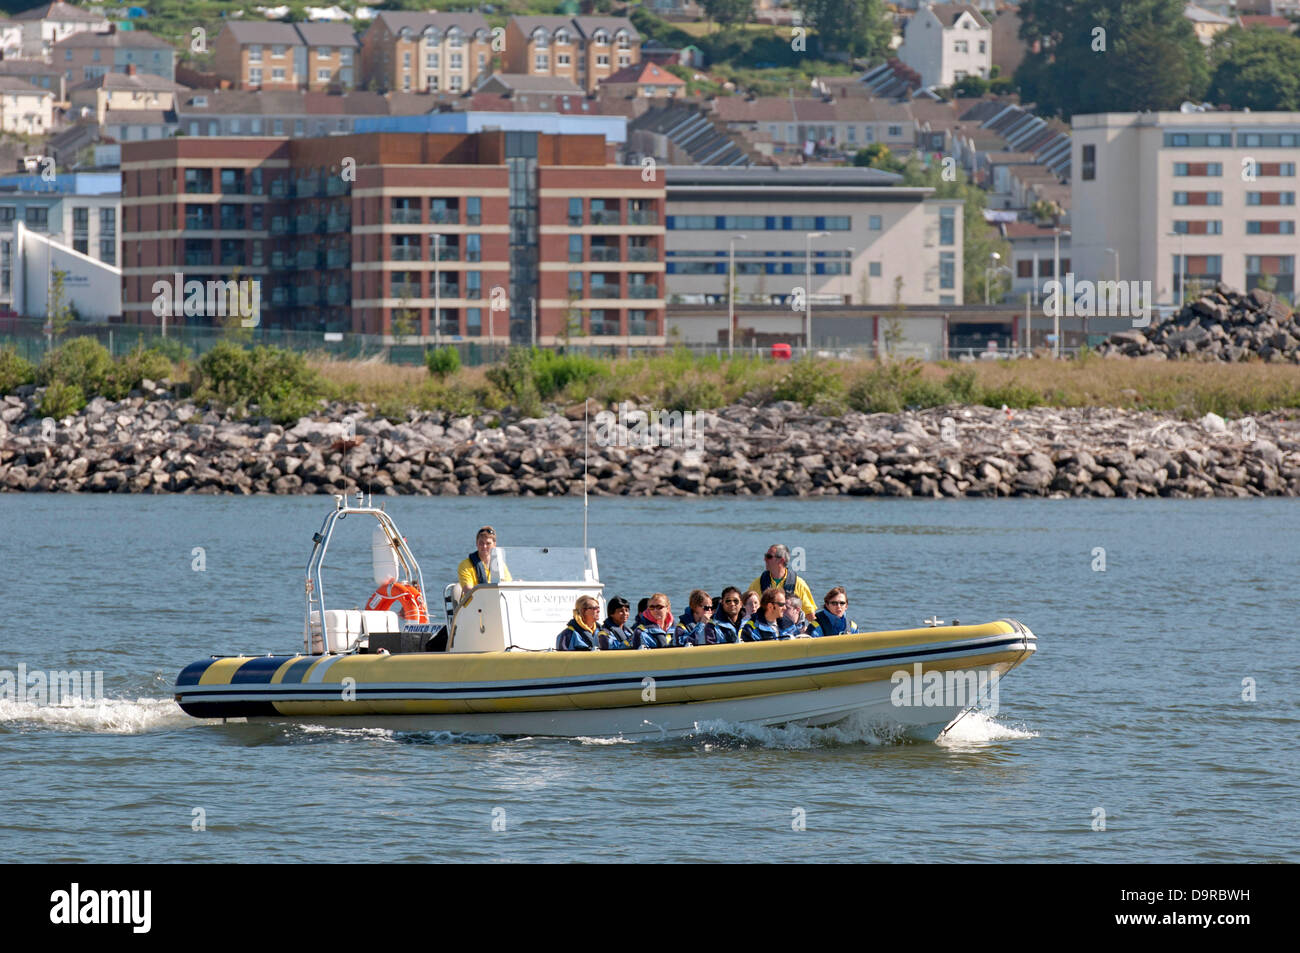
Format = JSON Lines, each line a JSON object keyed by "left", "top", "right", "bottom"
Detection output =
{"left": 596, "top": 54, "right": 609, "bottom": 67}
{"left": 1082, "top": 144, "right": 1095, "bottom": 181}
{"left": 450, "top": 53, "right": 463, "bottom": 70}
{"left": 1173, "top": 162, "right": 1223, "bottom": 176}
{"left": 978, "top": 40, "right": 986, "bottom": 54}
{"left": 1164, "top": 132, "right": 1232, "bottom": 147}
{"left": 317, "top": 68, "right": 330, "bottom": 82}
{"left": 99, "top": 238, "right": 115, "bottom": 265}
{"left": 568, "top": 197, "right": 582, "bottom": 226}
{"left": 449, "top": 74, "right": 462, "bottom": 91}
{"left": 317, "top": 47, "right": 331, "bottom": 59}
{"left": 466, "top": 196, "right": 481, "bottom": 226}
{"left": 0, "top": 207, "right": 14, "bottom": 223}
{"left": 628, "top": 310, "right": 653, "bottom": 335}
{"left": 1238, "top": 132, "right": 1300, "bottom": 148}
{"left": 249, "top": 45, "right": 262, "bottom": 62}
{"left": 1247, "top": 191, "right": 1296, "bottom": 206}
{"left": 1173, "top": 191, "right": 1222, "bottom": 205}
{"left": 869, "top": 214, "right": 882, "bottom": 231}
{"left": 535, "top": 53, "right": 549, "bottom": 71}
{"left": 184, "top": 168, "right": 212, "bottom": 193}
{"left": 427, "top": 75, "right": 439, "bottom": 91}
{"left": 272, "top": 45, "right": 286, "bottom": 58}
{"left": 888, "top": 125, "right": 902, "bottom": 137}
{"left": 954, "top": 40, "right": 968, "bottom": 53}
{"left": 569, "top": 271, "right": 583, "bottom": 294}
{"left": 249, "top": 68, "right": 262, "bottom": 85}
{"left": 272, "top": 68, "right": 285, "bottom": 82}
{"left": 426, "top": 52, "right": 439, "bottom": 69}
{"left": 569, "top": 234, "right": 582, "bottom": 262}
{"left": 869, "top": 261, "right": 882, "bottom": 277}
{"left": 1246, "top": 220, "right": 1296, "bottom": 234}
{"left": 1246, "top": 255, "right": 1295, "bottom": 300}
{"left": 467, "top": 307, "right": 482, "bottom": 335}
{"left": 273, "top": 118, "right": 284, "bottom": 135}
{"left": 557, "top": 53, "right": 570, "bottom": 67}
{"left": 465, "top": 234, "right": 481, "bottom": 262}
{"left": 1173, "top": 220, "right": 1222, "bottom": 235}
{"left": 220, "top": 168, "right": 245, "bottom": 194}
{"left": 939, "top": 207, "right": 955, "bottom": 245}
{"left": 403, "top": 52, "right": 411, "bottom": 67}
{"left": 939, "top": 251, "right": 955, "bottom": 289}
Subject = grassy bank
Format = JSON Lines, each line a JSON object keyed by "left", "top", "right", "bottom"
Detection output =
{"left": 5, "top": 340, "right": 1300, "bottom": 424}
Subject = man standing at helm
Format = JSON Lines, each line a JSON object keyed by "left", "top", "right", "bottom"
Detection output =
{"left": 456, "top": 526, "right": 511, "bottom": 603}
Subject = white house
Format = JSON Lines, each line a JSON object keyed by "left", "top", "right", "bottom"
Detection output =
{"left": 897, "top": 2, "right": 992, "bottom": 90}
{"left": 0, "top": 76, "right": 54, "bottom": 134}
{"left": 13, "top": 1, "right": 109, "bottom": 57}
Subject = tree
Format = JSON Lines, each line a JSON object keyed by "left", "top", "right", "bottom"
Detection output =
{"left": 801, "top": 0, "right": 893, "bottom": 60}
{"left": 1016, "top": 0, "right": 1209, "bottom": 119}
{"left": 882, "top": 276, "right": 905, "bottom": 357}
{"left": 700, "top": 0, "right": 751, "bottom": 31}
{"left": 1207, "top": 27, "right": 1300, "bottom": 111}
{"left": 853, "top": 143, "right": 905, "bottom": 173}
{"left": 47, "top": 268, "right": 74, "bottom": 337}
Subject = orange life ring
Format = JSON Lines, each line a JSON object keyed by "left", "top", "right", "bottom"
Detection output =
{"left": 366, "top": 579, "right": 429, "bottom": 624}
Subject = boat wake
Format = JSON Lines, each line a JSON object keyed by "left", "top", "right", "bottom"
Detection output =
{"left": 0, "top": 696, "right": 200, "bottom": 734}
{"left": 937, "top": 709, "right": 1038, "bottom": 746}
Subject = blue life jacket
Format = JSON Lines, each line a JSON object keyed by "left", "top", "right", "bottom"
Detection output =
{"left": 779, "top": 615, "right": 810, "bottom": 639}
{"left": 631, "top": 612, "right": 671, "bottom": 649}
{"left": 556, "top": 618, "right": 600, "bottom": 651}
{"left": 711, "top": 612, "right": 744, "bottom": 644}
{"left": 813, "top": 609, "right": 859, "bottom": 638}
{"left": 739, "top": 617, "right": 782, "bottom": 642}
{"left": 598, "top": 619, "right": 636, "bottom": 651}
{"left": 759, "top": 570, "right": 799, "bottom": 597}
{"left": 672, "top": 619, "right": 725, "bottom": 647}
{"left": 468, "top": 551, "right": 489, "bottom": 584}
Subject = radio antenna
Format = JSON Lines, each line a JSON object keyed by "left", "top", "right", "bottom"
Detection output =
{"left": 582, "top": 399, "right": 589, "bottom": 554}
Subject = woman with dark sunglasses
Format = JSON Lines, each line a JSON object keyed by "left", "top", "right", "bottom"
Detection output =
{"left": 812, "top": 587, "right": 860, "bottom": 638}
{"left": 711, "top": 587, "right": 745, "bottom": 643}
{"left": 632, "top": 593, "right": 673, "bottom": 649}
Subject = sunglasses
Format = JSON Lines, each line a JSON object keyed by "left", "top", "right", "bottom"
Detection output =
{"left": 764, "top": 554, "right": 782, "bottom": 560}
{"left": 723, "top": 598, "right": 741, "bottom": 604}
{"left": 828, "top": 600, "right": 847, "bottom": 606}
{"left": 649, "top": 604, "right": 667, "bottom": 610}
{"left": 698, "top": 604, "right": 713, "bottom": 611}
{"left": 773, "top": 601, "right": 787, "bottom": 607}
{"left": 581, "top": 606, "right": 599, "bottom": 613}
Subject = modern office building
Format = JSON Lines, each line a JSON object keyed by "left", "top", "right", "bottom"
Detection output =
{"left": 1072, "top": 111, "right": 1300, "bottom": 303}
{"left": 662, "top": 166, "right": 965, "bottom": 341}
{"left": 119, "top": 131, "right": 665, "bottom": 343}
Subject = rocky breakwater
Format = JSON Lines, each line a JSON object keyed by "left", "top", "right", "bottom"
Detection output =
{"left": 1098, "top": 285, "right": 1299, "bottom": 362}
{"left": 2, "top": 383, "right": 1298, "bottom": 498}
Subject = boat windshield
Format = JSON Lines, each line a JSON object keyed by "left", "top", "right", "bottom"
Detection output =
{"left": 490, "top": 546, "right": 597, "bottom": 583}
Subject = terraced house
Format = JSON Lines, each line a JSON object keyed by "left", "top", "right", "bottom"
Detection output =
{"left": 53, "top": 26, "right": 177, "bottom": 83}
{"left": 213, "top": 21, "right": 359, "bottom": 92}
{"left": 505, "top": 16, "right": 639, "bottom": 95}
{"left": 119, "top": 131, "right": 666, "bottom": 345}
{"left": 359, "top": 11, "right": 492, "bottom": 94}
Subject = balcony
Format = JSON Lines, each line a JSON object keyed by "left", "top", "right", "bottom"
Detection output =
{"left": 296, "top": 250, "right": 322, "bottom": 270}
{"left": 589, "top": 284, "right": 620, "bottom": 299}
{"left": 391, "top": 282, "right": 421, "bottom": 298}
{"left": 567, "top": 214, "right": 583, "bottom": 227}
{"left": 271, "top": 251, "right": 286, "bottom": 269}
{"left": 590, "top": 210, "right": 620, "bottom": 226}
{"left": 325, "top": 284, "right": 349, "bottom": 306}
{"left": 325, "top": 178, "right": 348, "bottom": 197}
{"left": 184, "top": 252, "right": 214, "bottom": 267}
{"left": 391, "top": 208, "right": 422, "bottom": 224}
{"left": 294, "top": 286, "right": 319, "bottom": 306}
{"left": 627, "top": 210, "right": 658, "bottom": 226}
{"left": 627, "top": 246, "right": 657, "bottom": 262}
{"left": 628, "top": 284, "right": 658, "bottom": 299}
{"left": 326, "top": 248, "right": 350, "bottom": 269}
{"left": 219, "top": 215, "right": 244, "bottom": 231}
{"left": 294, "top": 214, "right": 318, "bottom": 234}
{"left": 270, "top": 216, "right": 290, "bottom": 235}
{"left": 325, "top": 213, "right": 350, "bottom": 232}
{"left": 435, "top": 282, "right": 459, "bottom": 298}
{"left": 430, "top": 208, "right": 459, "bottom": 225}
{"left": 390, "top": 245, "right": 421, "bottom": 261}
{"left": 185, "top": 214, "right": 214, "bottom": 230}
{"left": 590, "top": 247, "right": 619, "bottom": 262}
{"left": 432, "top": 245, "right": 459, "bottom": 262}
{"left": 271, "top": 286, "right": 289, "bottom": 306}
{"left": 270, "top": 180, "right": 289, "bottom": 199}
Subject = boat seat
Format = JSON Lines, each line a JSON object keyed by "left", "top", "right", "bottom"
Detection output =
{"left": 307, "top": 609, "right": 367, "bottom": 654}
{"left": 361, "top": 610, "right": 401, "bottom": 635}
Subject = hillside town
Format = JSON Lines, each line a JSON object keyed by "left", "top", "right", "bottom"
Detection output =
{"left": 0, "top": 0, "right": 1296, "bottom": 358}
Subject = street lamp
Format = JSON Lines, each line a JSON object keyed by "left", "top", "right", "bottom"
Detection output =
{"left": 728, "top": 233, "right": 748, "bottom": 356}
{"left": 844, "top": 246, "right": 854, "bottom": 304}
{"left": 804, "top": 231, "right": 829, "bottom": 354}
{"left": 985, "top": 251, "right": 1001, "bottom": 305}
{"left": 1053, "top": 227, "right": 1070, "bottom": 358}
{"left": 1104, "top": 246, "right": 1119, "bottom": 282}
{"left": 1167, "top": 231, "right": 1185, "bottom": 307}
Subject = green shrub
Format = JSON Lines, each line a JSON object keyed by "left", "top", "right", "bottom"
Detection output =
{"left": 847, "top": 360, "right": 923, "bottom": 414}
{"left": 147, "top": 336, "right": 194, "bottom": 364}
{"left": 36, "top": 337, "right": 114, "bottom": 396}
{"left": 943, "top": 367, "right": 980, "bottom": 403}
{"left": 662, "top": 373, "right": 725, "bottom": 411}
{"left": 425, "top": 345, "right": 461, "bottom": 380}
{"left": 0, "top": 345, "right": 35, "bottom": 394}
{"left": 39, "top": 381, "right": 85, "bottom": 419}
{"left": 979, "top": 382, "right": 1043, "bottom": 409}
{"left": 195, "top": 341, "right": 322, "bottom": 424}
{"left": 530, "top": 349, "right": 606, "bottom": 399}
{"left": 771, "top": 359, "right": 845, "bottom": 406}
{"left": 485, "top": 348, "right": 543, "bottom": 417}
{"left": 105, "top": 346, "right": 174, "bottom": 400}
{"left": 901, "top": 377, "right": 951, "bottom": 409}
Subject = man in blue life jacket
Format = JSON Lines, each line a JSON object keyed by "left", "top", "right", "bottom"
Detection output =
{"left": 673, "top": 589, "right": 729, "bottom": 646}
{"left": 739, "top": 588, "right": 788, "bottom": 642}
{"left": 599, "top": 596, "right": 637, "bottom": 650}
{"left": 632, "top": 593, "right": 673, "bottom": 649}
{"left": 457, "top": 526, "right": 512, "bottom": 604}
{"left": 556, "top": 595, "right": 603, "bottom": 651}
{"left": 811, "top": 586, "right": 860, "bottom": 638}
{"left": 747, "top": 544, "right": 816, "bottom": 616}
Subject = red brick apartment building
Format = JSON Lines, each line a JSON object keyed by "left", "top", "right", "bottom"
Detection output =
{"left": 120, "top": 132, "right": 665, "bottom": 343}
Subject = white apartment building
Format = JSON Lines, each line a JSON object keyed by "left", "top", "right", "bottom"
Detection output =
{"left": 664, "top": 166, "right": 964, "bottom": 341}
{"left": 898, "top": 3, "right": 992, "bottom": 89}
{"left": 0, "top": 76, "right": 53, "bottom": 135}
{"left": 1072, "top": 111, "right": 1300, "bottom": 304}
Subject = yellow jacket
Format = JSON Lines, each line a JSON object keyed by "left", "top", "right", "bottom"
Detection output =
{"left": 747, "top": 571, "right": 816, "bottom": 616}
{"left": 457, "top": 554, "right": 512, "bottom": 591}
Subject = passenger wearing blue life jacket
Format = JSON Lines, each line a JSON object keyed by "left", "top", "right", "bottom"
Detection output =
{"left": 598, "top": 596, "right": 637, "bottom": 650}
{"left": 778, "top": 595, "right": 813, "bottom": 639}
{"left": 739, "top": 588, "right": 787, "bottom": 642}
{"left": 711, "top": 587, "right": 745, "bottom": 643}
{"left": 747, "top": 543, "right": 816, "bottom": 616}
{"left": 812, "top": 587, "right": 860, "bottom": 638}
{"left": 632, "top": 593, "right": 673, "bottom": 649}
{"left": 673, "top": 589, "right": 729, "bottom": 646}
{"left": 556, "top": 595, "right": 603, "bottom": 651}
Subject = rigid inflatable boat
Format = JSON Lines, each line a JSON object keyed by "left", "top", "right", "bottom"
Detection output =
{"left": 173, "top": 497, "right": 1038, "bottom": 740}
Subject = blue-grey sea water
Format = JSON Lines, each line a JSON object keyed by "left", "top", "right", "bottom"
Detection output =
{"left": 0, "top": 495, "right": 1296, "bottom": 863}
